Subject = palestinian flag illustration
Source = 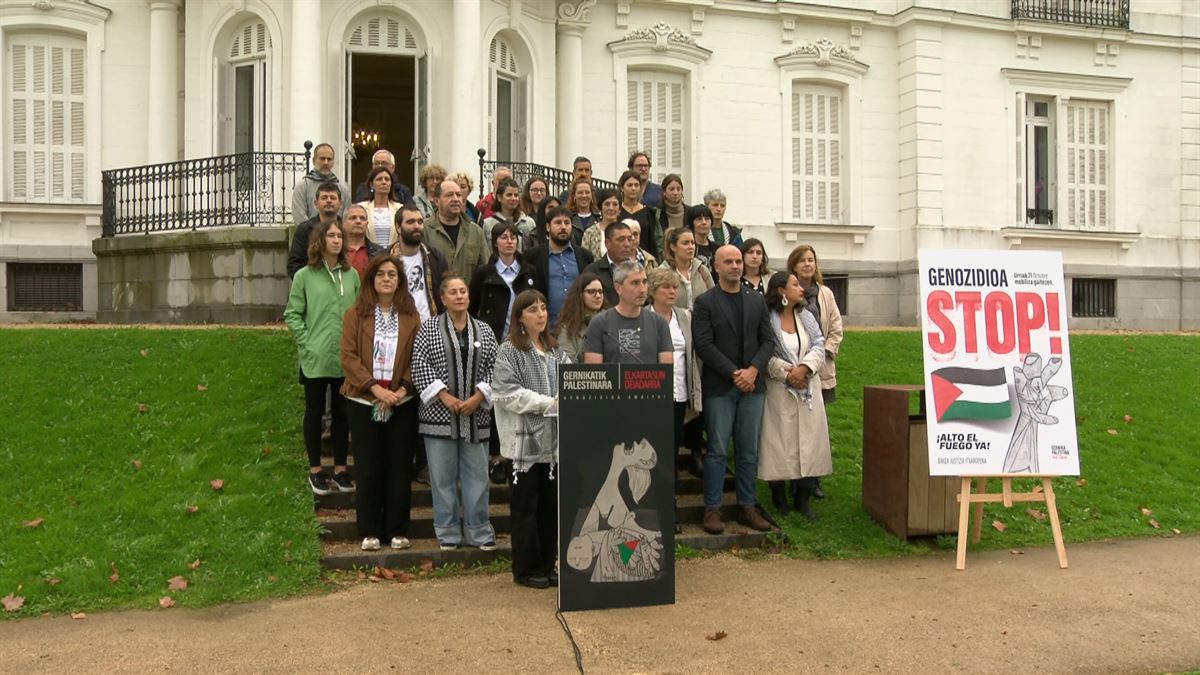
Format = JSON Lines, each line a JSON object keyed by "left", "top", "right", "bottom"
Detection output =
{"left": 619, "top": 539, "right": 641, "bottom": 566}
{"left": 931, "top": 367, "right": 1012, "bottom": 422}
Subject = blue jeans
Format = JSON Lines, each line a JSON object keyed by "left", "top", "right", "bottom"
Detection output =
{"left": 703, "top": 389, "right": 765, "bottom": 508}
{"left": 424, "top": 436, "right": 495, "bottom": 546}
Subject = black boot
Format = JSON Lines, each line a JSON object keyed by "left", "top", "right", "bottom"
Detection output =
{"left": 813, "top": 477, "right": 826, "bottom": 500}
{"left": 769, "top": 481, "right": 790, "bottom": 515}
{"left": 793, "top": 480, "right": 817, "bottom": 522}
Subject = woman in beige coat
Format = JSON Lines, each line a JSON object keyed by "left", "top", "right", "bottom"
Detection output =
{"left": 759, "top": 271, "right": 832, "bottom": 521}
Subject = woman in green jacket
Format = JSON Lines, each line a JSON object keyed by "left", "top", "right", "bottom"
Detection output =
{"left": 284, "top": 219, "right": 361, "bottom": 496}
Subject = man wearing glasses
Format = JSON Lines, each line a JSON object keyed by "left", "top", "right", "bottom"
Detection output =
{"left": 628, "top": 151, "right": 662, "bottom": 208}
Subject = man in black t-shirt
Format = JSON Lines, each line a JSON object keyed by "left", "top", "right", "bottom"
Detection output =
{"left": 583, "top": 261, "right": 672, "bottom": 366}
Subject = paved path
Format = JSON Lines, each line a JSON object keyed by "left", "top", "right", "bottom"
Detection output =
{"left": 2, "top": 537, "right": 1197, "bottom": 673}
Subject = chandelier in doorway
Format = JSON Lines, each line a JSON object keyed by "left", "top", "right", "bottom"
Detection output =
{"left": 352, "top": 129, "right": 381, "bottom": 151}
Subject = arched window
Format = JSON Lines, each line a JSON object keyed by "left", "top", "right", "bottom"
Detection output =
{"left": 218, "top": 19, "right": 271, "bottom": 154}
{"left": 488, "top": 35, "right": 527, "bottom": 163}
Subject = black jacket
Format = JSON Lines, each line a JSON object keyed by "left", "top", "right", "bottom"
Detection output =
{"left": 469, "top": 257, "right": 537, "bottom": 342}
{"left": 583, "top": 256, "right": 619, "bottom": 308}
{"left": 524, "top": 242, "right": 594, "bottom": 299}
{"left": 691, "top": 284, "right": 775, "bottom": 396}
{"left": 288, "top": 216, "right": 323, "bottom": 278}
{"left": 353, "top": 174, "right": 413, "bottom": 205}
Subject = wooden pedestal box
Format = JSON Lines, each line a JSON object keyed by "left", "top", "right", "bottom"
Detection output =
{"left": 861, "top": 385, "right": 959, "bottom": 538}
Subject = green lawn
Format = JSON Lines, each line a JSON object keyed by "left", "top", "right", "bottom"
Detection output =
{"left": 0, "top": 329, "right": 320, "bottom": 616}
{"left": 1, "top": 328, "right": 1196, "bottom": 616}
{"left": 769, "top": 331, "right": 1200, "bottom": 558}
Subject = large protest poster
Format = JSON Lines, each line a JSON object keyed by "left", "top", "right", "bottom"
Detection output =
{"left": 918, "top": 249, "right": 1080, "bottom": 476}
{"left": 557, "top": 364, "right": 675, "bottom": 612}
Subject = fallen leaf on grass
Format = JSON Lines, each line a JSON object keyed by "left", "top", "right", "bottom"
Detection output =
{"left": 267, "top": 575, "right": 278, "bottom": 583}
{"left": 196, "top": 384, "right": 208, "bottom": 392}
{"left": 209, "top": 479, "right": 224, "bottom": 491}
{"left": 1106, "top": 428, "right": 1118, "bottom": 436}
{"left": 1027, "top": 508, "right": 1046, "bottom": 522}
{"left": 1009, "top": 550, "right": 1024, "bottom": 555}
{"left": 158, "top": 596, "right": 175, "bottom": 609}
{"left": 71, "top": 612, "right": 86, "bottom": 620}
{"left": 168, "top": 576, "right": 188, "bottom": 591}
{"left": 132, "top": 460, "right": 142, "bottom": 470}
{"left": 375, "top": 566, "right": 397, "bottom": 581}
{"left": 137, "top": 404, "right": 148, "bottom": 414}
{"left": 1031, "top": 485, "right": 1044, "bottom": 494}
{"left": 262, "top": 447, "right": 271, "bottom": 457}
{"left": 1148, "top": 519, "right": 1161, "bottom": 529}
{"left": 186, "top": 504, "right": 199, "bottom": 514}
{"left": 188, "top": 559, "right": 202, "bottom": 570}
{"left": 395, "top": 571, "right": 413, "bottom": 583}
{"left": 109, "top": 564, "right": 120, "bottom": 585}
{"left": 1123, "top": 414, "right": 1133, "bottom": 424}
{"left": 1172, "top": 528, "right": 1182, "bottom": 535}
{"left": 1076, "top": 479, "right": 1088, "bottom": 487}
{"left": 992, "top": 520, "right": 1007, "bottom": 533}
{"left": 23, "top": 517, "right": 44, "bottom": 528}
{"left": 2, "top": 594, "right": 25, "bottom": 612}
{"left": 706, "top": 631, "right": 728, "bottom": 641}
{"left": 1140, "top": 507, "right": 1153, "bottom": 517}
{"left": 139, "top": 349, "right": 149, "bottom": 358}
{"left": 46, "top": 578, "right": 61, "bottom": 586}
{"left": 419, "top": 558, "right": 434, "bottom": 575}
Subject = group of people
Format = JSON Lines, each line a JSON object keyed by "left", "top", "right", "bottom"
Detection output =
{"left": 283, "top": 145, "right": 844, "bottom": 589}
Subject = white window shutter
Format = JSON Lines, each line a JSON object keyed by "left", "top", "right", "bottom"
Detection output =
{"left": 626, "top": 70, "right": 685, "bottom": 182}
{"left": 1014, "top": 91, "right": 1026, "bottom": 225}
{"left": 10, "top": 44, "right": 30, "bottom": 199}
{"left": 1064, "top": 100, "right": 1109, "bottom": 229}
{"left": 793, "top": 83, "right": 843, "bottom": 224}
{"left": 513, "top": 76, "right": 527, "bottom": 162}
{"left": 8, "top": 36, "right": 85, "bottom": 202}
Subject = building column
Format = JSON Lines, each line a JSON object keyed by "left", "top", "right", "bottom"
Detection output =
{"left": 146, "top": 0, "right": 181, "bottom": 164}
{"left": 289, "top": 0, "right": 323, "bottom": 152}
{"left": 555, "top": 1, "right": 595, "bottom": 168}
{"left": 450, "top": 0, "right": 484, "bottom": 172}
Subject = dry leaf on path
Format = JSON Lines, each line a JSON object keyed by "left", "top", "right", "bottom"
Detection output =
{"left": 419, "top": 558, "right": 434, "bottom": 574}
{"left": 395, "top": 571, "right": 413, "bottom": 583}
{"left": 196, "top": 385, "right": 208, "bottom": 392}
{"left": 2, "top": 594, "right": 25, "bottom": 612}
{"left": 1027, "top": 508, "right": 1046, "bottom": 522}
{"left": 71, "top": 612, "right": 86, "bottom": 620}
{"left": 1009, "top": 549, "right": 1024, "bottom": 555}
{"left": 375, "top": 566, "right": 397, "bottom": 581}
{"left": 109, "top": 564, "right": 120, "bottom": 585}
{"left": 1106, "top": 428, "right": 1118, "bottom": 436}
{"left": 992, "top": 520, "right": 1007, "bottom": 533}
{"left": 137, "top": 404, "right": 148, "bottom": 414}
{"left": 706, "top": 631, "right": 728, "bottom": 641}
{"left": 1076, "top": 479, "right": 1088, "bottom": 487}
{"left": 1148, "top": 519, "right": 1161, "bottom": 529}
{"left": 23, "top": 517, "right": 44, "bottom": 528}
{"left": 158, "top": 596, "right": 175, "bottom": 609}
{"left": 209, "top": 479, "right": 224, "bottom": 491}
{"left": 167, "top": 576, "right": 188, "bottom": 591}
{"left": 1140, "top": 507, "right": 1153, "bottom": 516}
{"left": 188, "top": 559, "right": 202, "bottom": 570}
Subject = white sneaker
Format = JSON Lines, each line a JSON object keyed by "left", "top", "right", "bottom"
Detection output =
{"left": 360, "top": 537, "right": 381, "bottom": 551}
{"left": 390, "top": 537, "right": 411, "bottom": 550}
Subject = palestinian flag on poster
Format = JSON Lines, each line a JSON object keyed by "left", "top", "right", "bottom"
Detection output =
{"left": 931, "top": 367, "right": 1012, "bottom": 422}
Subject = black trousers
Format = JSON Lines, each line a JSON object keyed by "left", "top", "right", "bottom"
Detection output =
{"left": 347, "top": 400, "right": 416, "bottom": 540}
{"left": 302, "top": 375, "right": 348, "bottom": 468}
{"left": 509, "top": 462, "right": 557, "bottom": 581}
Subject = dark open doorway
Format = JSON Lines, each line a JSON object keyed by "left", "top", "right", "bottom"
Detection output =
{"left": 348, "top": 53, "right": 415, "bottom": 193}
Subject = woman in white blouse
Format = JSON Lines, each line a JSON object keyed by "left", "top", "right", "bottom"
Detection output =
{"left": 357, "top": 167, "right": 401, "bottom": 248}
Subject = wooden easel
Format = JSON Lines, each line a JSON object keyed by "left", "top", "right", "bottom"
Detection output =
{"left": 955, "top": 475, "right": 1068, "bottom": 570}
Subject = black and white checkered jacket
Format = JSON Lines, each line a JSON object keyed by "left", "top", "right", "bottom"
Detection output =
{"left": 411, "top": 312, "right": 497, "bottom": 442}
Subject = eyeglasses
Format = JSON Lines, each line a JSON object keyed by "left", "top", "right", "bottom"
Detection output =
{"left": 583, "top": 288, "right": 604, "bottom": 296}
{"left": 530, "top": 187, "right": 547, "bottom": 194}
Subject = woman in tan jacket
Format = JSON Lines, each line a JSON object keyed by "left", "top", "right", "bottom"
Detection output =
{"left": 340, "top": 254, "right": 421, "bottom": 552}
{"left": 357, "top": 167, "right": 402, "bottom": 248}
{"left": 787, "top": 244, "right": 843, "bottom": 500}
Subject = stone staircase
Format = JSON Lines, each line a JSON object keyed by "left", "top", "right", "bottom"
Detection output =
{"left": 316, "top": 458, "right": 773, "bottom": 571}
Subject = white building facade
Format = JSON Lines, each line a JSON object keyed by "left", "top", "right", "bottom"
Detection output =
{"left": 2, "top": 0, "right": 1198, "bottom": 328}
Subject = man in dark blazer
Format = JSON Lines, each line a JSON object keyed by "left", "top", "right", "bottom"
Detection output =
{"left": 523, "top": 206, "right": 594, "bottom": 330}
{"left": 583, "top": 221, "right": 636, "bottom": 307}
{"left": 691, "top": 245, "right": 775, "bottom": 535}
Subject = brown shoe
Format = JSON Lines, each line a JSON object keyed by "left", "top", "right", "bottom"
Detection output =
{"left": 702, "top": 507, "right": 725, "bottom": 535}
{"left": 738, "top": 505, "right": 774, "bottom": 532}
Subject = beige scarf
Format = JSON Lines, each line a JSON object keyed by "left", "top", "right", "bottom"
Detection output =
{"left": 663, "top": 200, "right": 685, "bottom": 231}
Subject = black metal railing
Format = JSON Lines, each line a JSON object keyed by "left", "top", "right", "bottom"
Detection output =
{"left": 1012, "top": 0, "right": 1129, "bottom": 29}
{"left": 477, "top": 149, "right": 617, "bottom": 205}
{"left": 101, "top": 143, "right": 311, "bottom": 237}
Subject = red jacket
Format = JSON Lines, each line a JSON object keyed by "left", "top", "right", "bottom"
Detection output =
{"left": 476, "top": 192, "right": 498, "bottom": 221}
